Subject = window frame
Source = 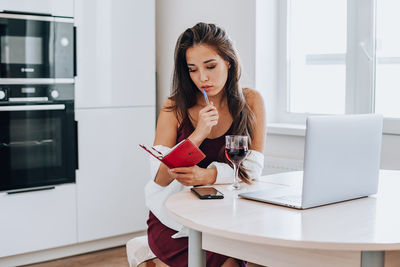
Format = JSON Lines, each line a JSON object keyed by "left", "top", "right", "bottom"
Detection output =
{"left": 276, "top": 0, "right": 400, "bottom": 135}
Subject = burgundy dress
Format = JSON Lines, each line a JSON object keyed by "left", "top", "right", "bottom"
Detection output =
{"left": 147, "top": 117, "right": 245, "bottom": 267}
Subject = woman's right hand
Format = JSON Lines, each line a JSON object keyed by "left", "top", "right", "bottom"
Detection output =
{"left": 189, "top": 102, "right": 219, "bottom": 145}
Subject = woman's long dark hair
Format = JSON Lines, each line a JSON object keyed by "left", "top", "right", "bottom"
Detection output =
{"left": 167, "top": 22, "right": 256, "bottom": 183}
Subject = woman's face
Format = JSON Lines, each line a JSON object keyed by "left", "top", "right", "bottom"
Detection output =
{"left": 186, "top": 44, "right": 230, "bottom": 98}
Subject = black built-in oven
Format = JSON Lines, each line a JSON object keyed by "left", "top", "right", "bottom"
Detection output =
{"left": 0, "top": 11, "right": 75, "bottom": 81}
{"left": 0, "top": 84, "right": 77, "bottom": 192}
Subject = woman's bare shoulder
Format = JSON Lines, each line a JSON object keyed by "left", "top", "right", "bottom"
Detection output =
{"left": 243, "top": 89, "right": 266, "bottom": 152}
{"left": 243, "top": 88, "right": 264, "bottom": 109}
{"left": 159, "top": 98, "right": 178, "bottom": 124}
{"left": 154, "top": 99, "right": 179, "bottom": 147}
{"left": 161, "top": 98, "right": 176, "bottom": 111}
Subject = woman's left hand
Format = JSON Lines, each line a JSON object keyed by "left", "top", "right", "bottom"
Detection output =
{"left": 169, "top": 166, "right": 216, "bottom": 186}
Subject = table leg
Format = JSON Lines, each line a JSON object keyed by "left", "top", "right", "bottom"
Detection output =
{"left": 361, "top": 251, "right": 384, "bottom": 267}
{"left": 188, "top": 229, "right": 206, "bottom": 267}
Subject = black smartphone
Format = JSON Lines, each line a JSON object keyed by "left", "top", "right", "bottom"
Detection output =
{"left": 191, "top": 187, "right": 224, "bottom": 199}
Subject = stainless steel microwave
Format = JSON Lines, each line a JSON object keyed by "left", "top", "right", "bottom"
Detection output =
{"left": 0, "top": 12, "right": 75, "bottom": 83}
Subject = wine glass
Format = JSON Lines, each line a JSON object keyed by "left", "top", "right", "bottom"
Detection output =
{"left": 225, "top": 135, "right": 249, "bottom": 190}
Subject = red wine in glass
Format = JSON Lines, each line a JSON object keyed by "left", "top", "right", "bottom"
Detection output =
{"left": 225, "top": 147, "right": 249, "bottom": 164}
{"left": 225, "top": 135, "right": 249, "bottom": 190}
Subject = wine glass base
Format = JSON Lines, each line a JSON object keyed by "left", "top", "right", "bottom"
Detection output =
{"left": 230, "top": 183, "right": 241, "bottom": 190}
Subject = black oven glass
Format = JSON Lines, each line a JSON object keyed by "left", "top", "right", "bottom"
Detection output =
{"left": 8, "top": 117, "right": 62, "bottom": 169}
{"left": 0, "top": 13, "right": 74, "bottom": 79}
{"left": 0, "top": 102, "right": 76, "bottom": 191}
{"left": 0, "top": 17, "right": 51, "bottom": 78}
{"left": 1, "top": 36, "right": 43, "bottom": 65}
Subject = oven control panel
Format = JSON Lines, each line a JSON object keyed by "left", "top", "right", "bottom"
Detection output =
{"left": 51, "top": 90, "right": 60, "bottom": 99}
{"left": 0, "top": 87, "right": 8, "bottom": 101}
{"left": 0, "top": 84, "right": 73, "bottom": 104}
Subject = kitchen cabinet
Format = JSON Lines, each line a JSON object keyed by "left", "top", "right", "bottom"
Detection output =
{"left": 0, "top": 184, "right": 77, "bottom": 257}
{"left": 75, "top": 107, "right": 155, "bottom": 242}
{"left": 74, "top": 0, "right": 155, "bottom": 108}
{"left": 74, "top": 0, "right": 156, "bottom": 242}
{"left": 0, "top": 0, "right": 73, "bottom": 17}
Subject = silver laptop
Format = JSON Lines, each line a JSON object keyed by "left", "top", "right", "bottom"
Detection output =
{"left": 239, "top": 114, "right": 383, "bottom": 209}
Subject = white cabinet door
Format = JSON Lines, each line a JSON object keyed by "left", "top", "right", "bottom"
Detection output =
{"left": 76, "top": 107, "right": 155, "bottom": 242}
{"left": 0, "top": 184, "right": 77, "bottom": 257}
{"left": 0, "top": 0, "right": 73, "bottom": 17}
{"left": 74, "top": 0, "right": 155, "bottom": 108}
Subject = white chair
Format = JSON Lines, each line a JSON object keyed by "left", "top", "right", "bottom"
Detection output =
{"left": 126, "top": 235, "right": 156, "bottom": 267}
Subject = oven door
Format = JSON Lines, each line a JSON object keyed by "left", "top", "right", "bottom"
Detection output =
{"left": 0, "top": 13, "right": 74, "bottom": 80}
{"left": 0, "top": 103, "right": 77, "bottom": 192}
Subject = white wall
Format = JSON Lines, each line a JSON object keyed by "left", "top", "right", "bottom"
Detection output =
{"left": 156, "top": 0, "right": 256, "bottom": 114}
{"left": 256, "top": 0, "right": 278, "bottom": 124}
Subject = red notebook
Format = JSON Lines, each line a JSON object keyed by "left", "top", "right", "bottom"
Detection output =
{"left": 139, "top": 139, "right": 206, "bottom": 169}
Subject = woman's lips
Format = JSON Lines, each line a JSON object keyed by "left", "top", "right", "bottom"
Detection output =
{"left": 201, "top": 85, "right": 212, "bottom": 92}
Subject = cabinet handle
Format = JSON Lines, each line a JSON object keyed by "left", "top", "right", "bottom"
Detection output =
{"left": 7, "top": 186, "right": 56, "bottom": 195}
{"left": 74, "top": 26, "right": 77, "bottom": 77}
{"left": 75, "top": 120, "right": 79, "bottom": 170}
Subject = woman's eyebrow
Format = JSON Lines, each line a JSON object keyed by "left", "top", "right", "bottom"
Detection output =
{"left": 187, "top": 59, "right": 216, "bottom": 66}
{"left": 203, "top": 59, "right": 216, "bottom": 64}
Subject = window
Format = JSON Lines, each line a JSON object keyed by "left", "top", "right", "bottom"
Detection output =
{"left": 375, "top": 0, "right": 400, "bottom": 118}
{"left": 288, "top": 0, "right": 347, "bottom": 115}
{"left": 277, "top": 0, "right": 400, "bottom": 133}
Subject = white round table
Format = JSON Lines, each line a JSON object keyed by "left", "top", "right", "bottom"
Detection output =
{"left": 166, "top": 170, "right": 400, "bottom": 267}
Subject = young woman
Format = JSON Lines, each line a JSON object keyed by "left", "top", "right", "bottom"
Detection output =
{"left": 145, "top": 22, "right": 266, "bottom": 267}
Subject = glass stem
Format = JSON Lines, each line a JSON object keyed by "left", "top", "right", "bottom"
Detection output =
{"left": 233, "top": 163, "right": 240, "bottom": 189}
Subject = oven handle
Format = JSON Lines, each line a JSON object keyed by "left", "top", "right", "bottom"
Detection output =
{"left": 0, "top": 104, "right": 65, "bottom": 111}
{"left": 1, "top": 139, "right": 54, "bottom": 147}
